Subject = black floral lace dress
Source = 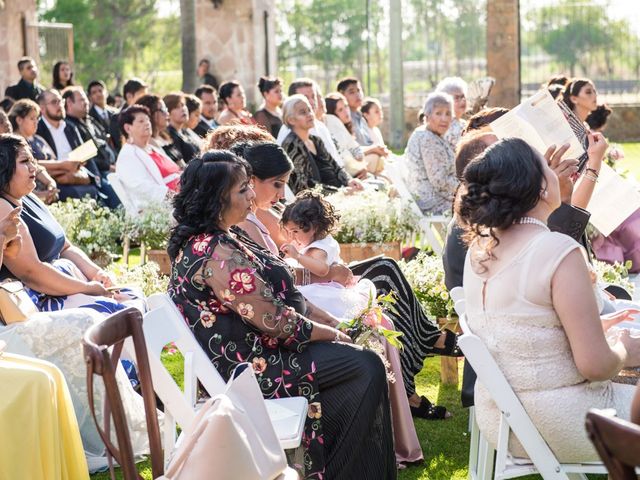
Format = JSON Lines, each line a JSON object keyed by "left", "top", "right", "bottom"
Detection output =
{"left": 168, "top": 229, "right": 396, "bottom": 479}
{"left": 168, "top": 230, "right": 320, "bottom": 472}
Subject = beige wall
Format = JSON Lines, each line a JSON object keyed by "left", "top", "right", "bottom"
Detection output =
{"left": 0, "top": 0, "right": 39, "bottom": 98}
{"left": 195, "top": 0, "right": 277, "bottom": 107}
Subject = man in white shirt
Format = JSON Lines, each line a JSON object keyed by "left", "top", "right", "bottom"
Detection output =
{"left": 276, "top": 78, "right": 345, "bottom": 167}
{"left": 36, "top": 89, "right": 99, "bottom": 201}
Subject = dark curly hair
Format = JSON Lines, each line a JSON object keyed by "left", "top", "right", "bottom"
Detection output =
{"left": 456, "top": 138, "right": 545, "bottom": 265}
{"left": 0, "top": 134, "right": 29, "bottom": 193}
{"left": 167, "top": 150, "right": 251, "bottom": 260}
{"left": 462, "top": 107, "right": 509, "bottom": 135}
{"left": 281, "top": 190, "right": 339, "bottom": 241}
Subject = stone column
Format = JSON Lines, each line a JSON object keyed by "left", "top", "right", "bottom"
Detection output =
{"left": 388, "top": 0, "right": 405, "bottom": 149}
{"left": 486, "top": 0, "right": 520, "bottom": 108}
{"left": 194, "top": 0, "right": 277, "bottom": 107}
{"left": 0, "top": 0, "right": 38, "bottom": 96}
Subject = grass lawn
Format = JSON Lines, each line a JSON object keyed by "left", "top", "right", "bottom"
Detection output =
{"left": 615, "top": 142, "right": 640, "bottom": 180}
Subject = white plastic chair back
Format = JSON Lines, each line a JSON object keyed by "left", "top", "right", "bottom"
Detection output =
{"left": 144, "top": 293, "right": 307, "bottom": 459}
{"left": 107, "top": 172, "right": 138, "bottom": 217}
{"left": 458, "top": 314, "right": 606, "bottom": 480}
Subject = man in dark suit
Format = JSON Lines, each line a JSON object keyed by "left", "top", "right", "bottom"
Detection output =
{"left": 87, "top": 80, "right": 117, "bottom": 135}
{"left": 197, "top": 59, "right": 218, "bottom": 89}
{"left": 63, "top": 87, "right": 120, "bottom": 208}
{"left": 4, "top": 57, "right": 44, "bottom": 102}
{"left": 193, "top": 84, "right": 219, "bottom": 138}
{"left": 36, "top": 89, "right": 99, "bottom": 201}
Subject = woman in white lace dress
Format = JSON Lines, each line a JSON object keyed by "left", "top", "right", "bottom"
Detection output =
{"left": 405, "top": 92, "right": 457, "bottom": 215}
{"left": 457, "top": 137, "right": 640, "bottom": 462}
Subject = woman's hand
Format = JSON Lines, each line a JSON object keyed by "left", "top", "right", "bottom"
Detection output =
{"left": 544, "top": 143, "right": 576, "bottom": 203}
{"left": 333, "top": 329, "right": 353, "bottom": 343}
{"left": 0, "top": 206, "right": 21, "bottom": 246}
{"left": 346, "top": 178, "right": 364, "bottom": 193}
{"left": 92, "top": 269, "right": 115, "bottom": 288}
{"left": 280, "top": 243, "right": 300, "bottom": 260}
{"left": 3, "top": 236, "right": 22, "bottom": 259}
{"left": 618, "top": 329, "right": 640, "bottom": 367}
{"left": 601, "top": 308, "right": 640, "bottom": 331}
{"left": 82, "top": 281, "right": 113, "bottom": 297}
{"left": 586, "top": 132, "right": 608, "bottom": 170}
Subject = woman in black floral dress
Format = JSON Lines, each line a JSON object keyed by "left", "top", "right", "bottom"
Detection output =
{"left": 167, "top": 150, "right": 396, "bottom": 480}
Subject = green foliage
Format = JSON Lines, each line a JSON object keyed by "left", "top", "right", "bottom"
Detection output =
{"left": 593, "top": 259, "right": 634, "bottom": 294}
{"left": 325, "top": 189, "right": 419, "bottom": 244}
{"left": 400, "top": 251, "right": 454, "bottom": 319}
{"left": 41, "top": 0, "right": 179, "bottom": 91}
{"left": 48, "top": 197, "right": 125, "bottom": 262}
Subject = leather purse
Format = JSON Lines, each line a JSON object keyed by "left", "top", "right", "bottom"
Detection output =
{"left": 159, "top": 363, "right": 289, "bottom": 480}
{"left": 0, "top": 280, "right": 39, "bottom": 325}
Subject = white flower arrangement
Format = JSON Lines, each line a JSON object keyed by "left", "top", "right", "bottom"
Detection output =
{"left": 127, "top": 201, "right": 174, "bottom": 250}
{"left": 48, "top": 197, "right": 125, "bottom": 263}
{"left": 325, "top": 189, "right": 419, "bottom": 244}
{"left": 106, "top": 262, "right": 169, "bottom": 297}
{"left": 593, "top": 259, "right": 634, "bottom": 295}
{"left": 399, "top": 251, "right": 454, "bottom": 319}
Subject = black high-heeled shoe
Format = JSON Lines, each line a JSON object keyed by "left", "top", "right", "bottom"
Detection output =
{"left": 410, "top": 396, "right": 452, "bottom": 420}
{"left": 430, "top": 329, "right": 463, "bottom": 357}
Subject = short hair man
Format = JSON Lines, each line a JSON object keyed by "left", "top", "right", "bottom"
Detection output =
{"left": 5, "top": 57, "right": 44, "bottom": 102}
{"left": 111, "top": 77, "right": 148, "bottom": 150}
{"left": 197, "top": 59, "right": 218, "bottom": 89}
{"left": 35, "top": 89, "right": 99, "bottom": 201}
{"left": 87, "top": 80, "right": 117, "bottom": 132}
{"left": 193, "top": 84, "right": 219, "bottom": 138}
{"left": 336, "top": 77, "right": 372, "bottom": 146}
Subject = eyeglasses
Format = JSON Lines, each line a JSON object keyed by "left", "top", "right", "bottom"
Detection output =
{"left": 453, "top": 94, "right": 466, "bottom": 101}
{"left": 47, "top": 98, "right": 62, "bottom": 105}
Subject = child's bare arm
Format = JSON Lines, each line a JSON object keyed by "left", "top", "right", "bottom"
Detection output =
{"left": 282, "top": 245, "right": 330, "bottom": 277}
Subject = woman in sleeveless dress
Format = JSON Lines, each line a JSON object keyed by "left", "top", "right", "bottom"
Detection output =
{"left": 457, "top": 137, "right": 640, "bottom": 461}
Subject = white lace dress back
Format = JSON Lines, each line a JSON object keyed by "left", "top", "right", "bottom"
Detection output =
{"left": 464, "top": 230, "right": 634, "bottom": 462}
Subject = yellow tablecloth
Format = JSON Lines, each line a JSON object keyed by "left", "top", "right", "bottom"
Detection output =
{"left": 0, "top": 353, "right": 89, "bottom": 480}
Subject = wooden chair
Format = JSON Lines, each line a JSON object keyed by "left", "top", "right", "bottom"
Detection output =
{"left": 585, "top": 408, "right": 640, "bottom": 479}
{"left": 82, "top": 307, "right": 163, "bottom": 480}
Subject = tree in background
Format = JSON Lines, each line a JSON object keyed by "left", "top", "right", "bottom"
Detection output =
{"left": 41, "top": 0, "right": 180, "bottom": 92}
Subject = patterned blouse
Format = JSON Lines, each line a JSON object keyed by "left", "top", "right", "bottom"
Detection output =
{"left": 169, "top": 229, "right": 327, "bottom": 478}
{"left": 405, "top": 126, "right": 457, "bottom": 215}
{"left": 443, "top": 117, "right": 467, "bottom": 151}
{"left": 281, "top": 131, "right": 351, "bottom": 195}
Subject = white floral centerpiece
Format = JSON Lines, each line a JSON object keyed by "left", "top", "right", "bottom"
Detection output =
{"left": 48, "top": 197, "right": 125, "bottom": 266}
{"left": 399, "top": 251, "right": 454, "bottom": 319}
{"left": 326, "top": 189, "right": 418, "bottom": 244}
{"left": 128, "top": 201, "right": 174, "bottom": 250}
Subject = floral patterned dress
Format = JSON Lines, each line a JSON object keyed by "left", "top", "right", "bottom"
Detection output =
{"left": 168, "top": 230, "right": 325, "bottom": 477}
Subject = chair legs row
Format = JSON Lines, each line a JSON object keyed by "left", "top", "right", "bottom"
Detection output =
{"left": 468, "top": 407, "right": 495, "bottom": 480}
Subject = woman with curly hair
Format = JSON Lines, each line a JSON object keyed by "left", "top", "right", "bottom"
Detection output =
{"left": 458, "top": 137, "right": 640, "bottom": 462}
{"left": 167, "top": 150, "right": 396, "bottom": 479}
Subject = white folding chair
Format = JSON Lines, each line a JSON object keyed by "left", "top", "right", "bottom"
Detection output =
{"left": 384, "top": 155, "right": 449, "bottom": 255}
{"left": 457, "top": 314, "right": 606, "bottom": 480}
{"left": 107, "top": 172, "right": 138, "bottom": 217}
{"left": 143, "top": 293, "right": 307, "bottom": 467}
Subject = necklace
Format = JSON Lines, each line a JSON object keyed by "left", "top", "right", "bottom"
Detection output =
{"left": 516, "top": 216, "right": 549, "bottom": 230}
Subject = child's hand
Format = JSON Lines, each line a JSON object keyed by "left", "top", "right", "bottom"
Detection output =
{"left": 601, "top": 308, "right": 640, "bottom": 331}
{"left": 280, "top": 243, "right": 300, "bottom": 260}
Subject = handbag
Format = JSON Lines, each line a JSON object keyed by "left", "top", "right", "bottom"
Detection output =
{"left": 0, "top": 279, "right": 39, "bottom": 325}
{"left": 159, "top": 363, "right": 289, "bottom": 480}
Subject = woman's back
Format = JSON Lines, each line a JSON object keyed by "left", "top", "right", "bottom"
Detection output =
{"left": 464, "top": 229, "right": 634, "bottom": 462}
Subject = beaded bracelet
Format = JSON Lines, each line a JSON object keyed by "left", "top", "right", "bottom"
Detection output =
{"left": 301, "top": 268, "right": 311, "bottom": 286}
{"left": 585, "top": 167, "right": 599, "bottom": 178}
{"left": 584, "top": 173, "right": 598, "bottom": 183}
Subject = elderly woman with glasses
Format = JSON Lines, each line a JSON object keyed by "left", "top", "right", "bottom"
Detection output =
{"left": 405, "top": 91, "right": 458, "bottom": 215}
{"left": 435, "top": 77, "right": 468, "bottom": 150}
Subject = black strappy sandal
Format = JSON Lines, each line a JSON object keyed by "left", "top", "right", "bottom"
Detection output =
{"left": 430, "top": 329, "right": 463, "bottom": 357}
{"left": 410, "top": 396, "right": 451, "bottom": 420}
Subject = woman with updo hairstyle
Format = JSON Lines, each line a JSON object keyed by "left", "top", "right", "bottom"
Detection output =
{"left": 168, "top": 150, "right": 396, "bottom": 479}
{"left": 458, "top": 137, "right": 640, "bottom": 463}
{"left": 216, "top": 80, "right": 256, "bottom": 126}
{"left": 253, "top": 76, "right": 283, "bottom": 137}
{"left": 52, "top": 61, "right": 74, "bottom": 91}
{"left": 561, "top": 78, "right": 598, "bottom": 122}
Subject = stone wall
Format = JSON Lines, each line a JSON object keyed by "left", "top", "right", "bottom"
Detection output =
{"left": 195, "top": 0, "right": 277, "bottom": 107}
{"left": 0, "top": 0, "right": 39, "bottom": 97}
{"left": 605, "top": 105, "right": 640, "bottom": 143}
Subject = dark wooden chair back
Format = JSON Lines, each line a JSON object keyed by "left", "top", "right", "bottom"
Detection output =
{"left": 585, "top": 408, "right": 640, "bottom": 480}
{"left": 82, "top": 307, "right": 163, "bottom": 480}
